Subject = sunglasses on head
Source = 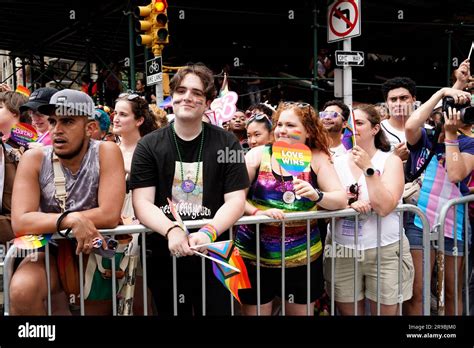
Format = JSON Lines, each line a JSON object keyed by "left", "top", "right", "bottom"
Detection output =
{"left": 246, "top": 113, "right": 272, "bottom": 126}
{"left": 283, "top": 101, "right": 311, "bottom": 109}
{"left": 118, "top": 93, "right": 141, "bottom": 101}
{"left": 319, "top": 111, "right": 342, "bottom": 119}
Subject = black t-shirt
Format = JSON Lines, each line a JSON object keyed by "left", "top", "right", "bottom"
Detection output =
{"left": 130, "top": 122, "right": 250, "bottom": 222}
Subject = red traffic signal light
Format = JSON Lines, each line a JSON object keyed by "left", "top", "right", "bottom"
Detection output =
{"left": 154, "top": 0, "right": 168, "bottom": 13}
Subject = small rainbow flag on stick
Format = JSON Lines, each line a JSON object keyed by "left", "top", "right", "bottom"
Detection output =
{"left": 14, "top": 234, "right": 52, "bottom": 250}
{"left": 15, "top": 85, "right": 30, "bottom": 97}
{"left": 194, "top": 240, "right": 251, "bottom": 303}
{"left": 342, "top": 108, "right": 357, "bottom": 150}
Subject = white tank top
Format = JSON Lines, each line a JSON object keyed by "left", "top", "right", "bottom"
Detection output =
{"left": 330, "top": 150, "right": 402, "bottom": 250}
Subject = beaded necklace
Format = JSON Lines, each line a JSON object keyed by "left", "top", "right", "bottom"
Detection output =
{"left": 171, "top": 123, "right": 205, "bottom": 193}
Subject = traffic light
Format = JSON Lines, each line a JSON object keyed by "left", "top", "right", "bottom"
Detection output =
{"left": 135, "top": 1, "right": 169, "bottom": 55}
{"left": 135, "top": 2, "right": 154, "bottom": 47}
{"left": 154, "top": 0, "right": 169, "bottom": 45}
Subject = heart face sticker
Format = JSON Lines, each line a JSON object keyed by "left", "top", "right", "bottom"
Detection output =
{"left": 273, "top": 141, "right": 311, "bottom": 176}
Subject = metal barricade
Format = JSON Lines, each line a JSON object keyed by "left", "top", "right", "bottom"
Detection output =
{"left": 3, "top": 205, "right": 433, "bottom": 316}
{"left": 433, "top": 194, "right": 474, "bottom": 316}
{"left": 179, "top": 205, "right": 431, "bottom": 316}
{"left": 325, "top": 204, "right": 431, "bottom": 316}
{"left": 3, "top": 225, "right": 152, "bottom": 316}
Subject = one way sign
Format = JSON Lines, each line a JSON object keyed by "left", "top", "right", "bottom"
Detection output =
{"left": 335, "top": 50, "right": 365, "bottom": 67}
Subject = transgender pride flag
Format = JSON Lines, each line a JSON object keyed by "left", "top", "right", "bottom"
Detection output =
{"left": 342, "top": 109, "right": 357, "bottom": 150}
{"left": 414, "top": 156, "right": 464, "bottom": 241}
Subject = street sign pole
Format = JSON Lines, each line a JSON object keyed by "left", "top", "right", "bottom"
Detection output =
{"left": 146, "top": 56, "right": 164, "bottom": 104}
{"left": 343, "top": 38, "right": 352, "bottom": 107}
{"left": 155, "top": 81, "right": 164, "bottom": 104}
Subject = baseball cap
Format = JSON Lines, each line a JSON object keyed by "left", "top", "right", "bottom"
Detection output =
{"left": 19, "top": 87, "right": 58, "bottom": 113}
{"left": 93, "top": 108, "right": 111, "bottom": 132}
{"left": 38, "top": 89, "right": 94, "bottom": 119}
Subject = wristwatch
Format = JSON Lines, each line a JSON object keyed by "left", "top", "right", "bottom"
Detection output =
{"left": 364, "top": 167, "right": 375, "bottom": 177}
{"left": 314, "top": 188, "right": 324, "bottom": 203}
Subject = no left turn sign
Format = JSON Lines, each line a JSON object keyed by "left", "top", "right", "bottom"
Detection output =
{"left": 328, "top": 0, "right": 361, "bottom": 43}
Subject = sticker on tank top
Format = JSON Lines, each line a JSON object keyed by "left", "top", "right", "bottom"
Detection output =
{"left": 341, "top": 216, "right": 365, "bottom": 237}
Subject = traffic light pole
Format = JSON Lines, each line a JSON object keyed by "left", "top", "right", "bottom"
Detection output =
{"left": 128, "top": 12, "right": 136, "bottom": 91}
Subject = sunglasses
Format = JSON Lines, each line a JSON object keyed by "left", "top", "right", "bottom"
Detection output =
{"left": 319, "top": 111, "right": 342, "bottom": 119}
{"left": 348, "top": 183, "right": 359, "bottom": 205}
{"left": 91, "top": 236, "right": 119, "bottom": 259}
{"left": 246, "top": 113, "right": 272, "bottom": 126}
{"left": 118, "top": 93, "right": 141, "bottom": 101}
{"left": 283, "top": 101, "right": 311, "bottom": 109}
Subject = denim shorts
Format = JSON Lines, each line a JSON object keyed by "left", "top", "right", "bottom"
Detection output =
{"left": 404, "top": 212, "right": 472, "bottom": 256}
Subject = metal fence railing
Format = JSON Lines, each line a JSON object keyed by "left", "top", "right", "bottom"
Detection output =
{"left": 433, "top": 195, "right": 474, "bottom": 316}
{"left": 2, "top": 200, "right": 471, "bottom": 316}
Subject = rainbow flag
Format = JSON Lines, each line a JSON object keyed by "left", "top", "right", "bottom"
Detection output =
{"left": 342, "top": 109, "right": 357, "bottom": 150}
{"left": 14, "top": 234, "right": 52, "bottom": 250}
{"left": 206, "top": 240, "right": 251, "bottom": 303}
{"left": 15, "top": 85, "right": 30, "bottom": 97}
{"left": 414, "top": 156, "right": 464, "bottom": 241}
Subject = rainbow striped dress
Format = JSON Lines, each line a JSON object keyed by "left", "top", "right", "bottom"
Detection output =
{"left": 235, "top": 145, "right": 321, "bottom": 268}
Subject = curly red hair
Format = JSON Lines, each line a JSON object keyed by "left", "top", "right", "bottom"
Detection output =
{"left": 272, "top": 102, "right": 330, "bottom": 156}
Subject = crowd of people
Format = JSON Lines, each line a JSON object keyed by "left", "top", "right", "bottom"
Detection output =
{"left": 0, "top": 59, "right": 473, "bottom": 316}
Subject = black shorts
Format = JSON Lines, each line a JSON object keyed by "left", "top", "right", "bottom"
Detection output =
{"left": 238, "top": 256, "right": 324, "bottom": 305}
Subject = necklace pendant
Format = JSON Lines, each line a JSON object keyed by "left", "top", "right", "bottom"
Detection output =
{"left": 182, "top": 179, "right": 196, "bottom": 193}
{"left": 282, "top": 191, "right": 296, "bottom": 204}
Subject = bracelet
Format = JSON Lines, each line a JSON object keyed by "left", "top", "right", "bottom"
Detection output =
{"left": 58, "top": 228, "right": 72, "bottom": 239}
{"left": 314, "top": 188, "right": 324, "bottom": 203}
{"left": 56, "top": 210, "right": 72, "bottom": 237}
{"left": 251, "top": 208, "right": 260, "bottom": 216}
{"left": 199, "top": 224, "right": 218, "bottom": 242}
{"left": 444, "top": 139, "right": 459, "bottom": 144}
{"left": 444, "top": 142, "right": 460, "bottom": 147}
{"left": 165, "top": 225, "right": 184, "bottom": 239}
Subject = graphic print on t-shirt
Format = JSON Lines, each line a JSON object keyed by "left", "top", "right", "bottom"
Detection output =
{"left": 171, "top": 161, "right": 211, "bottom": 219}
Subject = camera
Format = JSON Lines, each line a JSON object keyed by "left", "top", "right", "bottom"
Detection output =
{"left": 442, "top": 96, "right": 474, "bottom": 124}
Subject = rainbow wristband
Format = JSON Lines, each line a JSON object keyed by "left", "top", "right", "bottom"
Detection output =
{"left": 444, "top": 139, "right": 459, "bottom": 144}
{"left": 199, "top": 224, "right": 218, "bottom": 242}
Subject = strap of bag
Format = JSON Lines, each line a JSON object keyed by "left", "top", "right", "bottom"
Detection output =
{"left": 52, "top": 152, "right": 67, "bottom": 212}
{"left": 406, "top": 126, "right": 441, "bottom": 182}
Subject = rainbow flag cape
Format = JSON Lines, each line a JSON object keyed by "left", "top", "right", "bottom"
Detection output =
{"left": 15, "top": 85, "right": 30, "bottom": 97}
{"left": 414, "top": 156, "right": 464, "bottom": 241}
{"left": 342, "top": 109, "right": 356, "bottom": 150}
{"left": 206, "top": 240, "right": 251, "bottom": 303}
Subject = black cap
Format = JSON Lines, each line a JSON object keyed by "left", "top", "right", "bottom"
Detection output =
{"left": 19, "top": 87, "right": 59, "bottom": 113}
